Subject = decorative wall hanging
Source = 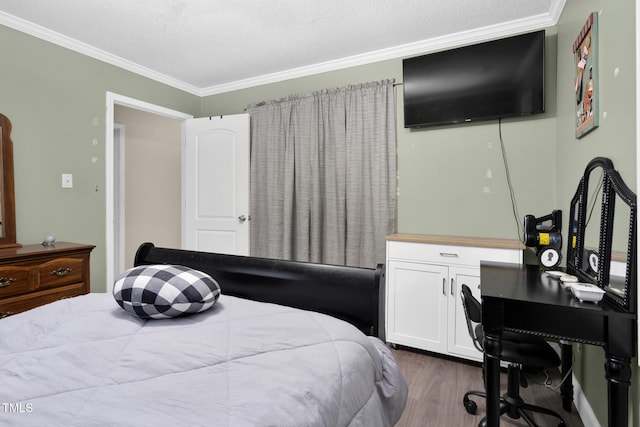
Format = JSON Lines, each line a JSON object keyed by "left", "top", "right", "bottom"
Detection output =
{"left": 574, "top": 12, "right": 599, "bottom": 138}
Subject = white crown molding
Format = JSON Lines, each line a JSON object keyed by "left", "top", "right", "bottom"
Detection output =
{"left": 0, "top": 10, "right": 202, "bottom": 96}
{"left": 549, "top": 0, "right": 568, "bottom": 24}
{"left": 201, "top": 15, "right": 549, "bottom": 96}
{"left": 199, "top": 6, "right": 565, "bottom": 96}
{"left": 1, "top": 0, "right": 565, "bottom": 98}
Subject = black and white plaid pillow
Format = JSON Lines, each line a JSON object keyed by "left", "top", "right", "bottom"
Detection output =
{"left": 113, "top": 265, "right": 221, "bottom": 319}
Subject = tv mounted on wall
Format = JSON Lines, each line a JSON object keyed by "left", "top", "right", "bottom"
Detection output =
{"left": 403, "top": 30, "right": 545, "bottom": 128}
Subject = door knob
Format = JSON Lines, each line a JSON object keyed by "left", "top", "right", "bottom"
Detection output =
{"left": 238, "top": 215, "right": 247, "bottom": 223}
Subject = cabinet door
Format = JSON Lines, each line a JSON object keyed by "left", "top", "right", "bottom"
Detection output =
{"left": 447, "top": 266, "right": 482, "bottom": 361}
{"left": 386, "top": 261, "right": 448, "bottom": 353}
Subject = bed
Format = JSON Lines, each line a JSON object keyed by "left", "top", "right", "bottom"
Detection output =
{"left": 0, "top": 243, "right": 407, "bottom": 427}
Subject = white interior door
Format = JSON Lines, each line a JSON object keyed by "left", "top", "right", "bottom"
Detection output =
{"left": 184, "top": 114, "right": 250, "bottom": 255}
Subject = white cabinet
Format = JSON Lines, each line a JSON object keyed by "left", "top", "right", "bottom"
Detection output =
{"left": 447, "top": 267, "right": 482, "bottom": 360}
{"left": 387, "top": 261, "right": 448, "bottom": 353}
{"left": 385, "top": 235, "right": 523, "bottom": 362}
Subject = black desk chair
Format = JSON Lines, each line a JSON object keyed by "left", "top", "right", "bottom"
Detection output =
{"left": 460, "top": 284, "right": 566, "bottom": 427}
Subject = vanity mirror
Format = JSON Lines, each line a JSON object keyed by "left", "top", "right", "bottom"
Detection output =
{"left": 0, "top": 113, "right": 19, "bottom": 248}
{"left": 566, "top": 157, "right": 636, "bottom": 311}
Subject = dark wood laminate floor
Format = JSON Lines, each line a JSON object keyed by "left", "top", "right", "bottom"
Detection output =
{"left": 391, "top": 347, "right": 585, "bottom": 427}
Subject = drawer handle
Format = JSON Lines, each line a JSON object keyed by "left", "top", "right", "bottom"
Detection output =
{"left": 51, "top": 267, "right": 73, "bottom": 277}
{"left": 439, "top": 252, "right": 459, "bottom": 257}
{"left": 0, "top": 277, "right": 16, "bottom": 288}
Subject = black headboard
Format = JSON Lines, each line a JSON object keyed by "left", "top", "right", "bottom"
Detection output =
{"left": 134, "top": 243, "right": 385, "bottom": 337}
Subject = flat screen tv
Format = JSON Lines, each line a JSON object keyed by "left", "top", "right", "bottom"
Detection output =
{"left": 403, "top": 30, "right": 545, "bottom": 128}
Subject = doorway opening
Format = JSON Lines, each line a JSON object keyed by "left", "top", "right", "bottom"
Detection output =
{"left": 105, "top": 92, "right": 193, "bottom": 292}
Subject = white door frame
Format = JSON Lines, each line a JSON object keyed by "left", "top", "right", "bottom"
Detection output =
{"left": 105, "top": 92, "right": 193, "bottom": 292}
{"left": 113, "top": 123, "right": 126, "bottom": 277}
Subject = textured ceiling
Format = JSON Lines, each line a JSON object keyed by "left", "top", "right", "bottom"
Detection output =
{"left": 0, "top": 0, "right": 564, "bottom": 95}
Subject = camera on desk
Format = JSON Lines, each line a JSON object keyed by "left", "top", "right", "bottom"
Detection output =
{"left": 523, "top": 210, "right": 563, "bottom": 269}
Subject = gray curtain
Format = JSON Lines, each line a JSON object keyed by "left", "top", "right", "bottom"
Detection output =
{"left": 247, "top": 79, "right": 396, "bottom": 267}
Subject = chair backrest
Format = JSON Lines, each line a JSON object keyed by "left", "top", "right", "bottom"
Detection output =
{"left": 460, "top": 284, "right": 483, "bottom": 352}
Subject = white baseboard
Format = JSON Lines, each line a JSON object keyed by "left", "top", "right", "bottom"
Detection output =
{"left": 572, "top": 374, "right": 601, "bottom": 427}
{"left": 548, "top": 342, "right": 601, "bottom": 427}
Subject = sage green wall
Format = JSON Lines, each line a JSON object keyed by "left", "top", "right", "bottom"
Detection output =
{"left": 201, "top": 38, "right": 559, "bottom": 242}
{"left": 0, "top": 24, "right": 201, "bottom": 293}
{"left": 555, "top": 1, "right": 637, "bottom": 426}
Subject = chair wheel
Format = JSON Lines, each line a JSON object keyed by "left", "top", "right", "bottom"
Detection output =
{"left": 463, "top": 398, "right": 477, "bottom": 414}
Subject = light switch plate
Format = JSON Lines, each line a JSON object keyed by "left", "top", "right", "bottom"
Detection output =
{"left": 62, "top": 173, "right": 73, "bottom": 188}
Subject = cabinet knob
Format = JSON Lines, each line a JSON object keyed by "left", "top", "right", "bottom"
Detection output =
{"left": 51, "top": 267, "right": 72, "bottom": 277}
{"left": 0, "top": 277, "right": 16, "bottom": 288}
{"left": 439, "top": 252, "right": 459, "bottom": 258}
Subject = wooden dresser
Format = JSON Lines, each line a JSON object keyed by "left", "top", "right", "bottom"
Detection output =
{"left": 0, "top": 242, "right": 95, "bottom": 317}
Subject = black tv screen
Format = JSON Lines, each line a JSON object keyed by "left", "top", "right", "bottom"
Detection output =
{"left": 403, "top": 30, "right": 545, "bottom": 128}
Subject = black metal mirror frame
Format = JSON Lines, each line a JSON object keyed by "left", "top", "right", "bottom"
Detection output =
{"left": 566, "top": 157, "right": 636, "bottom": 312}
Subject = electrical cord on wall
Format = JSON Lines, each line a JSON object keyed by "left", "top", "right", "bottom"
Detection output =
{"left": 498, "top": 119, "right": 523, "bottom": 241}
{"left": 525, "top": 351, "right": 575, "bottom": 392}
{"left": 498, "top": 118, "right": 603, "bottom": 243}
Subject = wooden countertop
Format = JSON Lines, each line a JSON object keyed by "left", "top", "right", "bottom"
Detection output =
{"left": 385, "top": 233, "right": 526, "bottom": 250}
{"left": 0, "top": 242, "right": 96, "bottom": 261}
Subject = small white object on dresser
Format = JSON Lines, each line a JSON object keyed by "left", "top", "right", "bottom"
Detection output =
{"left": 385, "top": 234, "right": 524, "bottom": 362}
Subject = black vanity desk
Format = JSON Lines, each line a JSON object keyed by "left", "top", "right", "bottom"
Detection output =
{"left": 480, "top": 261, "right": 636, "bottom": 427}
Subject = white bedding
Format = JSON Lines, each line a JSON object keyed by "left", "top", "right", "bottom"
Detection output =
{"left": 0, "top": 294, "right": 407, "bottom": 426}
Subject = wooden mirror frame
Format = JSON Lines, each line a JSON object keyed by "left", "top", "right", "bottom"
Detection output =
{"left": 0, "top": 113, "right": 19, "bottom": 248}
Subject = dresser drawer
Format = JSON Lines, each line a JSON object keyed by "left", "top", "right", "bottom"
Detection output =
{"left": 38, "top": 257, "right": 84, "bottom": 289}
{"left": 0, "top": 283, "right": 85, "bottom": 316}
{"left": 0, "top": 266, "right": 32, "bottom": 297}
{"left": 387, "top": 240, "right": 522, "bottom": 266}
{"left": 0, "top": 242, "right": 94, "bottom": 316}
